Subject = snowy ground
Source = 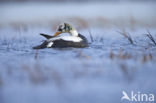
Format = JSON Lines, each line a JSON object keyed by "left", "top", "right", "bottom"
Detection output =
{"left": 0, "top": 2, "right": 156, "bottom": 103}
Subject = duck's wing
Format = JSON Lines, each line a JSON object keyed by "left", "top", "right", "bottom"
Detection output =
{"left": 49, "top": 36, "right": 87, "bottom": 48}
{"left": 40, "top": 33, "right": 54, "bottom": 39}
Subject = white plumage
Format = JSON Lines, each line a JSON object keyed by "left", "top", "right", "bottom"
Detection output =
{"left": 47, "top": 42, "right": 53, "bottom": 48}
{"left": 48, "top": 36, "right": 82, "bottom": 42}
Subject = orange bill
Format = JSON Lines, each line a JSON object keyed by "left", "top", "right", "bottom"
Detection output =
{"left": 54, "top": 31, "right": 61, "bottom": 37}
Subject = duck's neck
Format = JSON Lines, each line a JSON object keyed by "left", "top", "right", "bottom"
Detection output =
{"left": 70, "top": 30, "right": 78, "bottom": 37}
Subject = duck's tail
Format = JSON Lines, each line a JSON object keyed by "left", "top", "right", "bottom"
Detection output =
{"left": 33, "top": 33, "right": 54, "bottom": 49}
{"left": 33, "top": 41, "right": 48, "bottom": 49}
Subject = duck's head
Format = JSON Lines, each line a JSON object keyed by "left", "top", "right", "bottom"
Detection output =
{"left": 54, "top": 23, "right": 78, "bottom": 37}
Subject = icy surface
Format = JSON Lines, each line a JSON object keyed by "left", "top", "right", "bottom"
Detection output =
{"left": 0, "top": 26, "right": 156, "bottom": 103}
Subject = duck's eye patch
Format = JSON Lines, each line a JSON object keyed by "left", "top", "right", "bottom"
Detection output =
{"left": 58, "top": 25, "right": 63, "bottom": 31}
{"left": 58, "top": 28, "right": 62, "bottom": 32}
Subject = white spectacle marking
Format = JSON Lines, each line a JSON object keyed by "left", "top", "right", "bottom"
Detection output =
{"left": 47, "top": 42, "right": 53, "bottom": 48}
{"left": 48, "top": 36, "right": 82, "bottom": 42}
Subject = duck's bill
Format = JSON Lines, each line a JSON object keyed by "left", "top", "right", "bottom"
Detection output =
{"left": 54, "top": 31, "right": 61, "bottom": 37}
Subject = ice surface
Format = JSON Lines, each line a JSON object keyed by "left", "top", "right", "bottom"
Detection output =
{"left": 0, "top": 26, "right": 156, "bottom": 103}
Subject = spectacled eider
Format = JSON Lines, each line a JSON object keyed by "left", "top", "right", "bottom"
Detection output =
{"left": 33, "top": 23, "right": 88, "bottom": 49}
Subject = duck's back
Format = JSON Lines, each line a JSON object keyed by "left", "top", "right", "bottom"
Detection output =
{"left": 51, "top": 34, "right": 88, "bottom": 48}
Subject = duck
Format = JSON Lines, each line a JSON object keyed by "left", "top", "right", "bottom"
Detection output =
{"left": 33, "top": 23, "right": 88, "bottom": 49}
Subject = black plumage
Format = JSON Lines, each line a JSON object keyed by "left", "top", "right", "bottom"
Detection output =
{"left": 40, "top": 33, "right": 54, "bottom": 39}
